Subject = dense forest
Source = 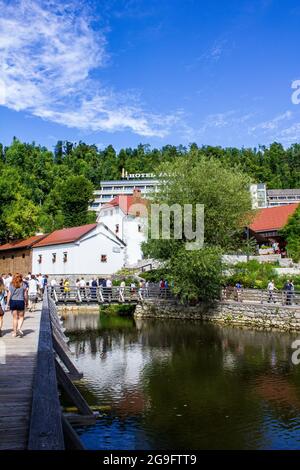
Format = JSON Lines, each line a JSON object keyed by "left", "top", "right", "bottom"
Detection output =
{"left": 0, "top": 138, "right": 299, "bottom": 242}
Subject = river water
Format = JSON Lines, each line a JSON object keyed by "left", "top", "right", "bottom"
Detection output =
{"left": 63, "top": 312, "right": 300, "bottom": 450}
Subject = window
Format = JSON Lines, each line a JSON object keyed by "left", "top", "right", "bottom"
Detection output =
{"left": 22, "top": 253, "right": 25, "bottom": 259}
{"left": 11, "top": 255, "right": 14, "bottom": 260}
{"left": 110, "top": 210, "right": 113, "bottom": 216}
{"left": 63, "top": 252, "right": 68, "bottom": 263}
{"left": 115, "top": 224, "right": 119, "bottom": 233}
{"left": 101, "top": 254, "right": 107, "bottom": 263}
{"left": 52, "top": 253, "right": 56, "bottom": 263}
{"left": 136, "top": 211, "right": 140, "bottom": 217}
{"left": 38, "top": 254, "right": 42, "bottom": 264}
{"left": 2, "top": 256, "right": 5, "bottom": 260}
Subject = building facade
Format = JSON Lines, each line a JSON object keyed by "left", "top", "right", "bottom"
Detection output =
{"left": 97, "top": 190, "right": 148, "bottom": 266}
{"left": 267, "top": 189, "right": 300, "bottom": 207}
{"left": 0, "top": 234, "right": 47, "bottom": 274}
{"left": 89, "top": 175, "right": 159, "bottom": 214}
{"left": 32, "top": 223, "right": 126, "bottom": 277}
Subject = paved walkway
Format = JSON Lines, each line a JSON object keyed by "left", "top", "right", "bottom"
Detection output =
{"left": 0, "top": 305, "right": 41, "bottom": 450}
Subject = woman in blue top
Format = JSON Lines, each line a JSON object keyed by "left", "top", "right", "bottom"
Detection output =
{"left": 6, "top": 273, "right": 28, "bottom": 338}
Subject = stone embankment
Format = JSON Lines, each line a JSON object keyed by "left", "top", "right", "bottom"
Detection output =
{"left": 134, "top": 299, "right": 300, "bottom": 331}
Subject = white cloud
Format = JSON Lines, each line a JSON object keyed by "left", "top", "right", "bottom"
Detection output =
{"left": 199, "top": 110, "right": 254, "bottom": 132}
{"left": 249, "top": 111, "right": 293, "bottom": 132}
{"left": 0, "top": 0, "right": 177, "bottom": 137}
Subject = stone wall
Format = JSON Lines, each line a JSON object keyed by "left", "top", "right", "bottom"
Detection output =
{"left": 134, "top": 299, "right": 300, "bottom": 331}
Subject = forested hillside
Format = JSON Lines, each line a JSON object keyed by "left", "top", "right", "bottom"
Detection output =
{"left": 0, "top": 138, "right": 299, "bottom": 242}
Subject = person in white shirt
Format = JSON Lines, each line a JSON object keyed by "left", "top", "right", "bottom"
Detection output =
{"left": 267, "top": 280, "right": 277, "bottom": 303}
{"left": 4, "top": 274, "right": 12, "bottom": 290}
{"left": 120, "top": 280, "right": 126, "bottom": 299}
{"left": 50, "top": 278, "right": 57, "bottom": 288}
{"left": 78, "top": 278, "right": 86, "bottom": 298}
{"left": 106, "top": 278, "right": 112, "bottom": 301}
{"left": 28, "top": 275, "right": 38, "bottom": 312}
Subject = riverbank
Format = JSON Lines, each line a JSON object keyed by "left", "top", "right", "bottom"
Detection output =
{"left": 134, "top": 299, "right": 300, "bottom": 331}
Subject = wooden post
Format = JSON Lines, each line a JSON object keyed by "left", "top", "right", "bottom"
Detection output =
{"left": 55, "top": 359, "right": 94, "bottom": 416}
{"left": 53, "top": 335, "right": 83, "bottom": 380}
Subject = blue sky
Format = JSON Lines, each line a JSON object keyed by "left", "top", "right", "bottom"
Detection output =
{"left": 1, "top": 0, "right": 300, "bottom": 151}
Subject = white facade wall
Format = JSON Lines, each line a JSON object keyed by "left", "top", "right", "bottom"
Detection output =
{"left": 122, "top": 216, "right": 146, "bottom": 266}
{"left": 32, "top": 225, "right": 125, "bottom": 276}
{"left": 98, "top": 206, "right": 147, "bottom": 266}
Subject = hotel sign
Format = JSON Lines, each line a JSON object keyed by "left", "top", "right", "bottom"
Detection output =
{"left": 126, "top": 173, "right": 155, "bottom": 179}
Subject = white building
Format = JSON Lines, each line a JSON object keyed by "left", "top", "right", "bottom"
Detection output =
{"left": 250, "top": 183, "right": 268, "bottom": 209}
{"left": 90, "top": 175, "right": 159, "bottom": 214}
{"left": 267, "top": 188, "right": 300, "bottom": 206}
{"left": 97, "top": 190, "right": 148, "bottom": 267}
{"left": 32, "top": 223, "right": 126, "bottom": 278}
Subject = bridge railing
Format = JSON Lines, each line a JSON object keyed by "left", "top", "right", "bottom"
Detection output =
{"left": 49, "top": 285, "right": 174, "bottom": 304}
{"left": 222, "top": 287, "right": 300, "bottom": 306}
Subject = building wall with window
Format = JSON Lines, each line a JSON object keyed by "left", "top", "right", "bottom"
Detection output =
{"left": 97, "top": 192, "right": 148, "bottom": 267}
{"left": 90, "top": 178, "right": 159, "bottom": 213}
{"left": 32, "top": 224, "right": 126, "bottom": 276}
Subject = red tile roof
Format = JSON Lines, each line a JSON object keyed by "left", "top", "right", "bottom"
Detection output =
{"left": 102, "top": 191, "right": 149, "bottom": 216}
{"left": 0, "top": 234, "right": 48, "bottom": 252}
{"left": 249, "top": 203, "right": 299, "bottom": 232}
{"left": 33, "top": 224, "right": 97, "bottom": 247}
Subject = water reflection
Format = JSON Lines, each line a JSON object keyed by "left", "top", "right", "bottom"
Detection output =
{"left": 63, "top": 313, "right": 300, "bottom": 450}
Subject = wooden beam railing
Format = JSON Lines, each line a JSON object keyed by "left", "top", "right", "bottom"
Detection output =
{"left": 28, "top": 290, "right": 95, "bottom": 450}
{"left": 28, "top": 291, "right": 65, "bottom": 450}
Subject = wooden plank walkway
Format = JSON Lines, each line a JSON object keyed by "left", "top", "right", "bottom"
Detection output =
{"left": 0, "top": 306, "right": 41, "bottom": 450}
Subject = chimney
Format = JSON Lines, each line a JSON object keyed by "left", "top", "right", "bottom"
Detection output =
{"left": 133, "top": 189, "right": 141, "bottom": 198}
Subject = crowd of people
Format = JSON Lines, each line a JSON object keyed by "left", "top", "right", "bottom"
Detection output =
{"left": 50, "top": 277, "right": 153, "bottom": 300}
{"left": 0, "top": 272, "right": 48, "bottom": 338}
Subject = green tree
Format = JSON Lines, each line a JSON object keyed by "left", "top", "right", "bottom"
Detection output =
{"left": 56, "top": 175, "right": 95, "bottom": 227}
{"left": 2, "top": 196, "right": 41, "bottom": 240}
{"left": 143, "top": 157, "right": 253, "bottom": 302}
{"left": 280, "top": 207, "right": 300, "bottom": 262}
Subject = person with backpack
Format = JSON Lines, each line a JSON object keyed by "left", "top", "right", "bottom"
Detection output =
{"left": 6, "top": 273, "right": 28, "bottom": 338}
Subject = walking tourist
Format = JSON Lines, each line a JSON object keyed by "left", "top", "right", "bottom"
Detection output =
{"left": 42, "top": 274, "right": 48, "bottom": 294}
{"left": 28, "top": 275, "right": 38, "bottom": 312}
{"left": 284, "top": 280, "right": 293, "bottom": 305}
{"left": 120, "top": 279, "right": 126, "bottom": 298}
{"left": 91, "top": 278, "right": 98, "bottom": 299}
{"left": 37, "top": 273, "right": 43, "bottom": 297}
{"left": 235, "top": 281, "right": 242, "bottom": 302}
{"left": 4, "top": 273, "right": 12, "bottom": 290}
{"left": 50, "top": 277, "right": 57, "bottom": 291}
{"left": 130, "top": 281, "right": 136, "bottom": 298}
{"left": 106, "top": 278, "right": 112, "bottom": 301}
{"left": 267, "top": 279, "right": 277, "bottom": 303}
{"left": 79, "top": 277, "right": 86, "bottom": 299}
{"left": 63, "top": 278, "right": 70, "bottom": 299}
{"left": 159, "top": 279, "right": 165, "bottom": 296}
{"left": 6, "top": 273, "right": 28, "bottom": 338}
{"left": 290, "top": 280, "right": 295, "bottom": 305}
{"left": 0, "top": 278, "right": 7, "bottom": 337}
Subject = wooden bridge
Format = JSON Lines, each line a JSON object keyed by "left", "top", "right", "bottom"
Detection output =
{"left": 50, "top": 285, "right": 174, "bottom": 304}
{"left": 51, "top": 284, "right": 300, "bottom": 308}
{"left": 0, "top": 291, "right": 96, "bottom": 450}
